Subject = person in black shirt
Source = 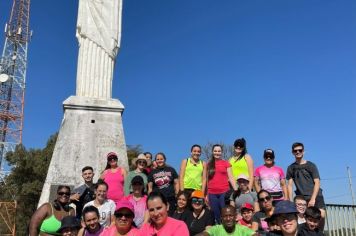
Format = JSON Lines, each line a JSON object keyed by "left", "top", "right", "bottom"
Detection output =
{"left": 273, "top": 200, "right": 299, "bottom": 236}
{"left": 298, "top": 206, "right": 325, "bottom": 236}
{"left": 286, "top": 142, "right": 325, "bottom": 230}
{"left": 182, "top": 190, "right": 214, "bottom": 236}
{"left": 172, "top": 191, "right": 190, "bottom": 220}
{"left": 70, "top": 166, "right": 95, "bottom": 219}
{"left": 148, "top": 152, "right": 179, "bottom": 215}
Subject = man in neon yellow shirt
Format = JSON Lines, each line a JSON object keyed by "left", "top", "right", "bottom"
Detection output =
{"left": 196, "top": 205, "right": 256, "bottom": 236}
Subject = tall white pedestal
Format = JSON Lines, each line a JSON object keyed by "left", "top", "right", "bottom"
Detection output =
{"left": 38, "top": 96, "right": 128, "bottom": 206}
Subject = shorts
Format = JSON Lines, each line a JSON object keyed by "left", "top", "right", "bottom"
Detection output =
{"left": 304, "top": 195, "right": 326, "bottom": 209}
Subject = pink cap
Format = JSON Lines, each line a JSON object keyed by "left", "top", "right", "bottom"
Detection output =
{"left": 237, "top": 174, "right": 249, "bottom": 182}
{"left": 115, "top": 200, "right": 134, "bottom": 214}
{"left": 107, "top": 152, "right": 118, "bottom": 159}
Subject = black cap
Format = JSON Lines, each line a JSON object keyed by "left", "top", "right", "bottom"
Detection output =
{"left": 234, "top": 138, "right": 246, "bottom": 148}
{"left": 131, "top": 175, "right": 144, "bottom": 185}
{"left": 264, "top": 148, "right": 275, "bottom": 159}
{"left": 273, "top": 200, "right": 298, "bottom": 216}
{"left": 57, "top": 216, "right": 81, "bottom": 233}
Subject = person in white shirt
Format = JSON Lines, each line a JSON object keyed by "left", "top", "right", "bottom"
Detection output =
{"left": 83, "top": 181, "right": 115, "bottom": 228}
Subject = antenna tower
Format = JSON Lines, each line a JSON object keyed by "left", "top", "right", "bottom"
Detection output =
{"left": 0, "top": 0, "right": 31, "bottom": 174}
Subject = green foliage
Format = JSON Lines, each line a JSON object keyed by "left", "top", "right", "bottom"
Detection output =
{"left": 0, "top": 133, "right": 58, "bottom": 235}
{"left": 0, "top": 135, "right": 142, "bottom": 235}
{"left": 126, "top": 145, "right": 143, "bottom": 170}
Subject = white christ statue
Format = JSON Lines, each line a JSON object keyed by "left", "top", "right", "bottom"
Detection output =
{"left": 76, "top": 0, "right": 123, "bottom": 99}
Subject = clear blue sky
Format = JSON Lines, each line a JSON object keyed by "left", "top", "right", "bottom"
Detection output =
{"left": 1, "top": 0, "right": 355, "bottom": 204}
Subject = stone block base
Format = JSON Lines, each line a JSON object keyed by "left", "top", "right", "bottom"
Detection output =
{"left": 38, "top": 96, "right": 128, "bottom": 206}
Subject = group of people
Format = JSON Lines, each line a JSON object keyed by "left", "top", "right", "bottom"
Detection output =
{"left": 29, "top": 138, "right": 326, "bottom": 236}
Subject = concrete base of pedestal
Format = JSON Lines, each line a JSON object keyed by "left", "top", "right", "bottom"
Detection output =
{"left": 38, "top": 96, "right": 128, "bottom": 206}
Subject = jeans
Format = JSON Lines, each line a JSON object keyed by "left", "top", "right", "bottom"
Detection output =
{"left": 208, "top": 192, "right": 226, "bottom": 224}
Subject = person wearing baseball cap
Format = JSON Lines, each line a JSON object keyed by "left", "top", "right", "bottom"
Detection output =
{"left": 122, "top": 176, "right": 148, "bottom": 228}
{"left": 272, "top": 200, "right": 299, "bottom": 236}
{"left": 101, "top": 152, "right": 127, "bottom": 205}
{"left": 229, "top": 174, "right": 258, "bottom": 219}
{"left": 101, "top": 200, "right": 139, "bottom": 236}
{"left": 254, "top": 148, "right": 288, "bottom": 205}
{"left": 238, "top": 203, "right": 254, "bottom": 229}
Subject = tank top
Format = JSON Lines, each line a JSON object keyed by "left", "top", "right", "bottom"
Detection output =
{"left": 103, "top": 168, "right": 124, "bottom": 204}
{"left": 84, "top": 226, "right": 103, "bottom": 236}
{"left": 229, "top": 156, "right": 249, "bottom": 180}
{"left": 40, "top": 203, "right": 65, "bottom": 235}
{"left": 183, "top": 158, "right": 204, "bottom": 190}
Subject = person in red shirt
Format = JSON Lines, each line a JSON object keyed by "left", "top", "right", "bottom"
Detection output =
{"left": 207, "top": 144, "right": 237, "bottom": 223}
{"left": 238, "top": 203, "right": 254, "bottom": 229}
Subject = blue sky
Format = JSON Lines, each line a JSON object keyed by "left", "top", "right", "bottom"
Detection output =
{"left": 1, "top": 0, "right": 355, "bottom": 204}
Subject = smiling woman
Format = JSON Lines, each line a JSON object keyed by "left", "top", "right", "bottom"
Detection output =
{"left": 100, "top": 200, "right": 140, "bottom": 236}
{"left": 101, "top": 152, "right": 127, "bottom": 205}
{"left": 29, "top": 186, "right": 75, "bottom": 236}
{"left": 83, "top": 181, "right": 116, "bottom": 228}
{"left": 147, "top": 153, "right": 179, "bottom": 215}
{"left": 140, "top": 192, "right": 189, "bottom": 236}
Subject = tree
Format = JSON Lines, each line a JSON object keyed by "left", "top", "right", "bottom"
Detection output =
{"left": 126, "top": 145, "right": 143, "bottom": 170}
{"left": 0, "top": 133, "right": 57, "bottom": 235}
{"left": 0, "top": 135, "right": 142, "bottom": 234}
{"left": 201, "top": 142, "right": 234, "bottom": 162}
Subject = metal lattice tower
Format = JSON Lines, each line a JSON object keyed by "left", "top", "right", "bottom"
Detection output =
{"left": 0, "top": 0, "right": 31, "bottom": 172}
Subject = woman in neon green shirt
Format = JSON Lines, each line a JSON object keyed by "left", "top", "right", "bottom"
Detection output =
{"left": 179, "top": 144, "right": 207, "bottom": 196}
{"left": 29, "top": 185, "right": 75, "bottom": 236}
{"left": 229, "top": 138, "right": 254, "bottom": 190}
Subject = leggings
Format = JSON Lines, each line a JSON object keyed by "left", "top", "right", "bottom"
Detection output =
{"left": 208, "top": 192, "right": 226, "bottom": 224}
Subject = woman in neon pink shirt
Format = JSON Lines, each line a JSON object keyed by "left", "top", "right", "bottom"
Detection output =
{"left": 101, "top": 152, "right": 127, "bottom": 205}
{"left": 100, "top": 200, "right": 140, "bottom": 236}
{"left": 139, "top": 192, "right": 189, "bottom": 236}
{"left": 207, "top": 144, "right": 237, "bottom": 224}
{"left": 254, "top": 148, "right": 288, "bottom": 204}
{"left": 122, "top": 176, "right": 148, "bottom": 228}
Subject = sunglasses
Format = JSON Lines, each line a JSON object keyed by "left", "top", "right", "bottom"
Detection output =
{"left": 235, "top": 146, "right": 244, "bottom": 149}
{"left": 137, "top": 160, "right": 147, "bottom": 165}
{"left": 58, "top": 192, "right": 70, "bottom": 196}
{"left": 191, "top": 198, "right": 204, "bottom": 205}
{"left": 115, "top": 212, "right": 133, "bottom": 219}
{"left": 293, "top": 149, "right": 303, "bottom": 154}
{"left": 264, "top": 155, "right": 274, "bottom": 160}
{"left": 258, "top": 196, "right": 272, "bottom": 202}
{"left": 108, "top": 157, "right": 118, "bottom": 162}
{"left": 277, "top": 213, "right": 297, "bottom": 223}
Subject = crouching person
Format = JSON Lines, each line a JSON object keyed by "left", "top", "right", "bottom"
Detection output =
{"left": 273, "top": 201, "right": 299, "bottom": 236}
{"left": 196, "top": 205, "right": 256, "bottom": 236}
{"left": 298, "top": 206, "right": 325, "bottom": 236}
{"left": 57, "top": 216, "right": 81, "bottom": 236}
